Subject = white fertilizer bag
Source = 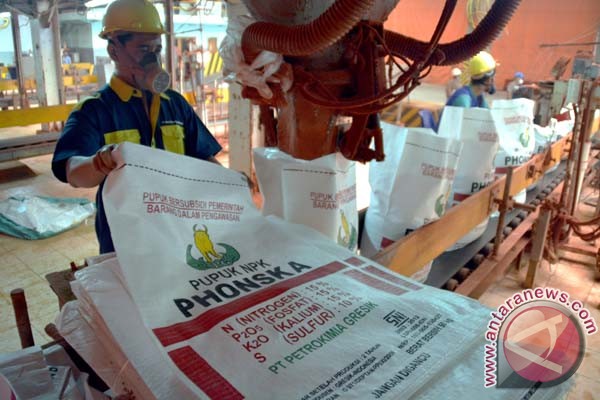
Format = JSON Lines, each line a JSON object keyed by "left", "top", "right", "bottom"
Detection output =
{"left": 531, "top": 116, "right": 574, "bottom": 188}
{"left": 61, "top": 262, "right": 199, "bottom": 399}
{"left": 361, "top": 124, "right": 462, "bottom": 282}
{"left": 554, "top": 118, "right": 574, "bottom": 140}
{"left": 437, "top": 106, "right": 499, "bottom": 250}
{"left": 531, "top": 121, "right": 559, "bottom": 189}
{"left": 254, "top": 148, "right": 358, "bottom": 251}
{"left": 100, "top": 142, "right": 553, "bottom": 400}
{"left": 490, "top": 99, "right": 535, "bottom": 205}
{"left": 534, "top": 123, "right": 554, "bottom": 156}
{"left": 252, "top": 147, "right": 295, "bottom": 217}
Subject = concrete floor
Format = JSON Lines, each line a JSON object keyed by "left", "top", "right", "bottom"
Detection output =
{"left": 0, "top": 85, "right": 598, "bottom": 397}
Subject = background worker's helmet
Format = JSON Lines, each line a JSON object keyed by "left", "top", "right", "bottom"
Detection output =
{"left": 99, "top": 0, "right": 166, "bottom": 39}
{"left": 514, "top": 71, "right": 524, "bottom": 79}
{"left": 468, "top": 51, "right": 496, "bottom": 79}
{"left": 451, "top": 67, "right": 462, "bottom": 77}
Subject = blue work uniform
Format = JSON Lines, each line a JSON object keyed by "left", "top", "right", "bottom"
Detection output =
{"left": 52, "top": 76, "right": 222, "bottom": 254}
{"left": 445, "top": 85, "right": 489, "bottom": 109}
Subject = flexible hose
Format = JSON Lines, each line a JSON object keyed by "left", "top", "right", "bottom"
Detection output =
{"left": 419, "top": 0, "right": 458, "bottom": 66}
{"left": 241, "top": 0, "right": 375, "bottom": 62}
{"left": 384, "top": 0, "right": 521, "bottom": 66}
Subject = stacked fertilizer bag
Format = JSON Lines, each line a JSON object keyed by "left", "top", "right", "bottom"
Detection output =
{"left": 56, "top": 143, "right": 568, "bottom": 399}
{"left": 360, "top": 123, "right": 462, "bottom": 282}
{"left": 489, "top": 98, "right": 536, "bottom": 208}
{"left": 0, "top": 344, "right": 107, "bottom": 399}
{"left": 254, "top": 148, "right": 358, "bottom": 251}
{"left": 437, "top": 106, "right": 500, "bottom": 250}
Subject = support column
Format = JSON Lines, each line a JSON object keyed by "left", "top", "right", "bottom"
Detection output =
{"left": 223, "top": 1, "right": 256, "bottom": 176}
{"left": 164, "top": 0, "right": 176, "bottom": 87}
{"left": 524, "top": 207, "right": 552, "bottom": 289}
{"left": 50, "top": 3, "right": 65, "bottom": 105}
{"left": 10, "top": 12, "right": 29, "bottom": 109}
{"left": 228, "top": 83, "right": 254, "bottom": 176}
{"left": 30, "top": 0, "right": 61, "bottom": 111}
{"left": 570, "top": 81, "right": 594, "bottom": 214}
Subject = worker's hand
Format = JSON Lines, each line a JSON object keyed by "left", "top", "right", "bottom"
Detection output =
{"left": 92, "top": 144, "right": 118, "bottom": 176}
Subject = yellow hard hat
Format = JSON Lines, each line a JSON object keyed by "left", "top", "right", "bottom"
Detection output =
{"left": 468, "top": 51, "right": 496, "bottom": 78}
{"left": 99, "top": 0, "right": 166, "bottom": 39}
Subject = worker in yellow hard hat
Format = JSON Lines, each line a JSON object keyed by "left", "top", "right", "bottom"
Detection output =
{"left": 52, "top": 0, "right": 225, "bottom": 254}
{"left": 445, "top": 51, "right": 497, "bottom": 108}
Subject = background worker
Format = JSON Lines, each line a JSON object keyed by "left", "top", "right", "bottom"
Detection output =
{"left": 445, "top": 51, "right": 497, "bottom": 109}
{"left": 62, "top": 51, "right": 72, "bottom": 65}
{"left": 445, "top": 67, "right": 462, "bottom": 99}
{"left": 52, "top": 0, "right": 223, "bottom": 254}
{"left": 506, "top": 71, "right": 524, "bottom": 99}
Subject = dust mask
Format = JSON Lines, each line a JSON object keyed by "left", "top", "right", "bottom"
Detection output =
{"left": 119, "top": 47, "right": 171, "bottom": 94}
{"left": 138, "top": 52, "right": 171, "bottom": 94}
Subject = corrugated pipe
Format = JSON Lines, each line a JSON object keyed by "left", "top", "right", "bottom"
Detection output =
{"left": 384, "top": 0, "right": 521, "bottom": 66}
{"left": 241, "top": 0, "right": 375, "bottom": 63}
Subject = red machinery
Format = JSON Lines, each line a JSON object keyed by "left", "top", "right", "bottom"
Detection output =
{"left": 237, "top": 0, "right": 522, "bottom": 162}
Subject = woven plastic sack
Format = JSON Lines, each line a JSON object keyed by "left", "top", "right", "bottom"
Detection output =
{"left": 490, "top": 98, "right": 536, "bottom": 207}
{"left": 361, "top": 124, "right": 462, "bottom": 282}
{"left": 65, "top": 142, "right": 569, "bottom": 400}
{"left": 254, "top": 148, "right": 358, "bottom": 251}
{"left": 101, "top": 143, "right": 494, "bottom": 399}
{"left": 0, "top": 196, "right": 94, "bottom": 239}
{"left": 437, "top": 106, "right": 499, "bottom": 250}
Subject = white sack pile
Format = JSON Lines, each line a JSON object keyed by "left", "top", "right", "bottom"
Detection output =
{"left": 0, "top": 196, "right": 95, "bottom": 240}
{"left": 0, "top": 344, "right": 106, "bottom": 399}
{"left": 56, "top": 143, "right": 565, "bottom": 399}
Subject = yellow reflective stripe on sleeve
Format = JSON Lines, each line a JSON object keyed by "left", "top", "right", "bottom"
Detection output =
{"left": 160, "top": 124, "right": 185, "bottom": 154}
{"left": 104, "top": 129, "right": 141, "bottom": 145}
